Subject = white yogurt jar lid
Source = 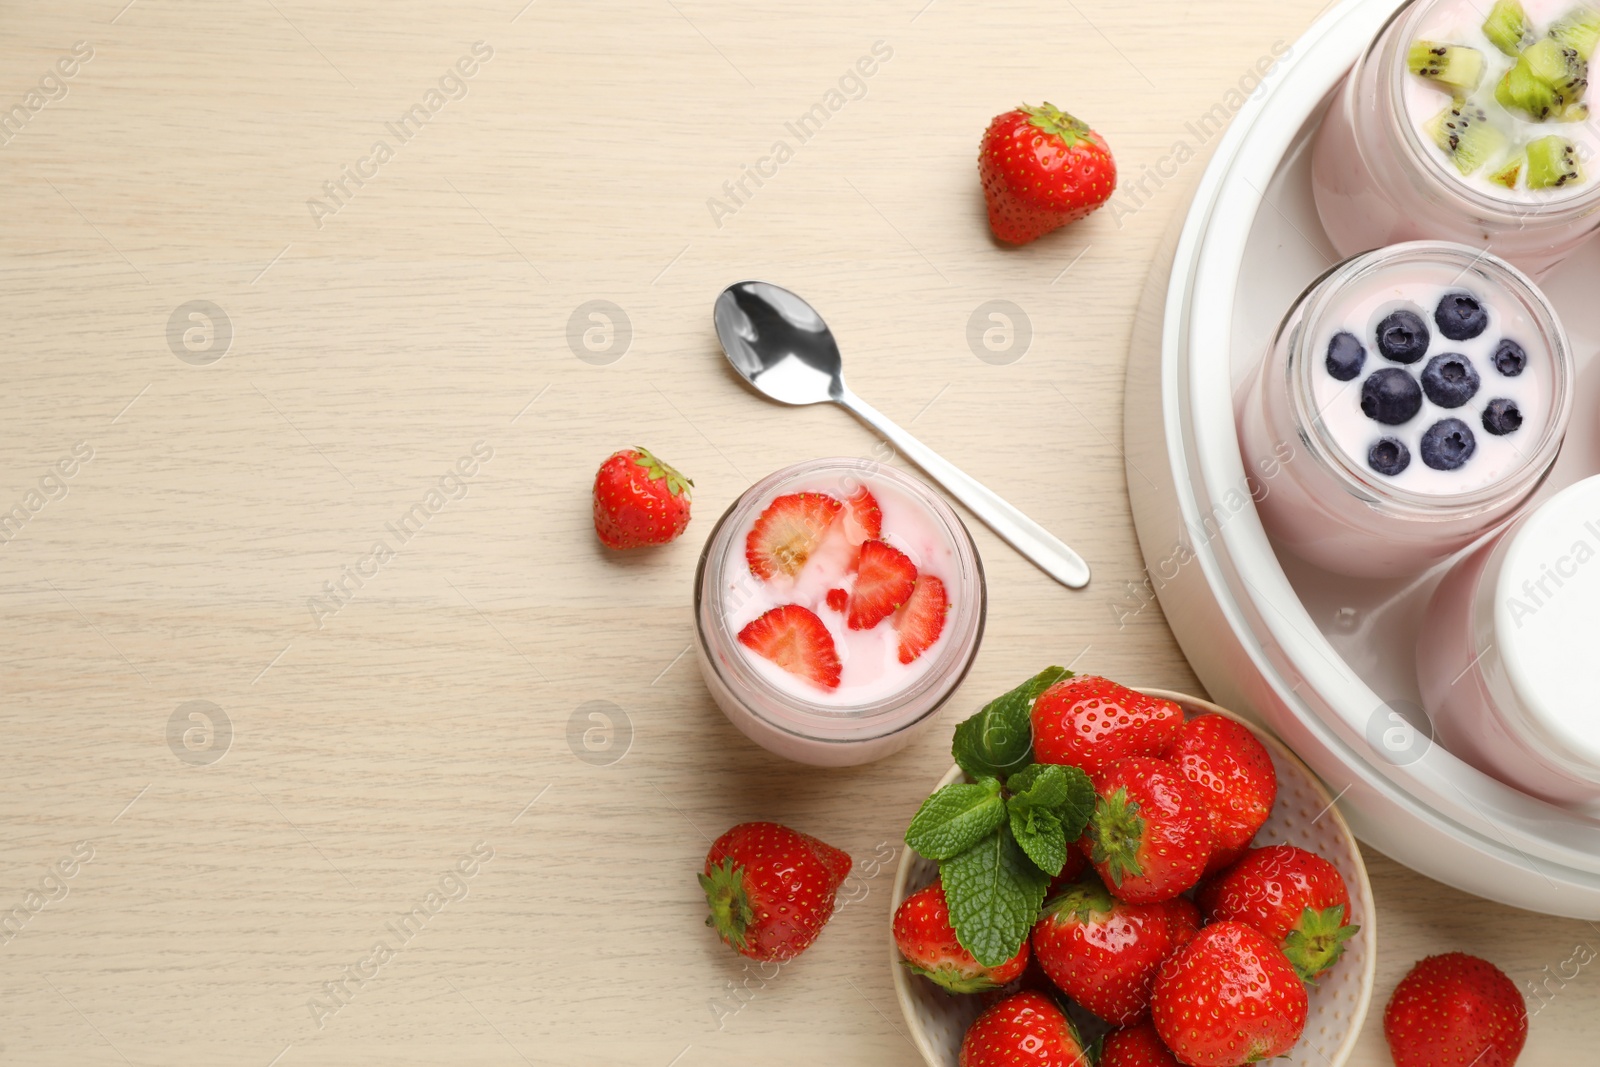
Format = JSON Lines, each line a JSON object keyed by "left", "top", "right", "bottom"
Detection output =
{"left": 1495, "top": 475, "right": 1600, "bottom": 769}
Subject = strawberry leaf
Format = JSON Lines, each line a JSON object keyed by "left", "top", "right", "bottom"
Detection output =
{"left": 1008, "top": 805, "right": 1067, "bottom": 877}
{"left": 951, "top": 667, "right": 1070, "bottom": 781}
{"left": 905, "top": 777, "right": 1006, "bottom": 861}
{"left": 941, "top": 826, "right": 1049, "bottom": 968}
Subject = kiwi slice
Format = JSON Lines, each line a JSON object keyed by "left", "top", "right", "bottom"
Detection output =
{"left": 1488, "top": 151, "right": 1525, "bottom": 188}
{"left": 1549, "top": 6, "right": 1600, "bottom": 60}
{"left": 1426, "top": 103, "right": 1508, "bottom": 175}
{"left": 1523, "top": 38, "right": 1589, "bottom": 98}
{"left": 1497, "top": 58, "right": 1565, "bottom": 118}
{"left": 1485, "top": 0, "right": 1535, "bottom": 55}
{"left": 1527, "top": 134, "right": 1586, "bottom": 187}
{"left": 1409, "top": 41, "right": 1486, "bottom": 92}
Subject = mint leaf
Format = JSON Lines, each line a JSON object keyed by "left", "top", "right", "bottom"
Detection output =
{"left": 1006, "top": 762, "right": 1096, "bottom": 842}
{"left": 951, "top": 667, "right": 1070, "bottom": 781}
{"left": 1008, "top": 804, "right": 1067, "bottom": 876}
{"left": 942, "top": 826, "right": 1050, "bottom": 967}
{"left": 905, "top": 778, "right": 1005, "bottom": 861}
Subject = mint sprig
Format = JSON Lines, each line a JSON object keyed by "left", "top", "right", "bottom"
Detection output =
{"left": 905, "top": 667, "right": 1095, "bottom": 967}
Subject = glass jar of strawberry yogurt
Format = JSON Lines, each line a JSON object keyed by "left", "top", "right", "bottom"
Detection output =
{"left": 1416, "top": 475, "right": 1600, "bottom": 803}
{"left": 1312, "top": 0, "right": 1600, "bottom": 275}
{"left": 693, "top": 458, "right": 986, "bottom": 767}
{"left": 1236, "top": 241, "right": 1573, "bottom": 577}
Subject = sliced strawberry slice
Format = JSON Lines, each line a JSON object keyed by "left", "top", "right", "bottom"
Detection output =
{"left": 847, "top": 539, "right": 917, "bottom": 631}
{"left": 745, "top": 493, "right": 843, "bottom": 581}
{"left": 842, "top": 487, "right": 883, "bottom": 544}
{"left": 737, "top": 605, "right": 842, "bottom": 690}
{"left": 825, "top": 588, "right": 849, "bottom": 613}
{"left": 895, "top": 576, "right": 948, "bottom": 664}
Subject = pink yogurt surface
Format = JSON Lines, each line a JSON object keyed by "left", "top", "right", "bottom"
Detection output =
{"left": 722, "top": 475, "right": 957, "bottom": 707}
{"left": 1309, "top": 263, "right": 1552, "bottom": 496}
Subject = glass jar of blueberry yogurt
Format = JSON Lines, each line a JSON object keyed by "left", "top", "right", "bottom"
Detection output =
{"left": 1237, "top": 241, "right": 1574, "bottom": 578}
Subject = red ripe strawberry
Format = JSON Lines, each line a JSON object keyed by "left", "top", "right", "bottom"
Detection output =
{"left": 1031, "top": 677, "right": 1184, "bottom": 776}
{"left": 746, "top": 492, "right": 842, "bottom": 580}
{"left": 737, "top": 605, "right": 842, "bottom": 690}
{"left": 1384, "top": 953, "right": 1527, "bottom": 1067}
{"left": 1150, "top": 922, "right": 1308, "bottom": 1067}
{"left": 847, "top": 539, "right": 917, "bottom": 630}
{"left": 894, "top": 881, "right": 1029, "bottom": 993}
{"left": 1030, "top": 875, "right": 1177, "bottom": 1025}
{"left": 1100, "top": 1022, "right": 1182, "bottom": 1067}
{"left": 699, "top": 821, "right": 851, "bottom": 962}
{"left": 591, "top": 447, "right": 692, "bottom": 549}
{"left": 959, "top": 991, "right": 1090, "bottom": 1067}
{"left": 895, "top": 575, "right": 949, "bottom": 664}
{"left": 824, "top": 588, "right": 849, "bottom": 613}
{"left": 979, "top": 103, "right": 1117, "bottom": 245}
{"left": 1163, "top": 895, "right": 1202, "bottom": 953}
{"left": 1077, "top": 757, "right": 1213, "bottom": 903}
{"left": 842, "top": 486, "right": 883, "bottom": 543}
{"left": 1165, "top": 714, "right": 1277, "bottom": 873}
{"left": 1197, "top": 844, "right": 1358, "bottom": 981}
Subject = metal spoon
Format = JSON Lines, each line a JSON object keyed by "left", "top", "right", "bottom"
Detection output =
{"left": 713, "top": 280, "right": 1090, "bottom": 589}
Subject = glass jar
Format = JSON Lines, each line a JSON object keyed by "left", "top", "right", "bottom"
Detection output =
{"left": 1311, "top": 0, "right": 1600, "bottom": 276}
{"left": 1236, "top": 242, "right": 1572, "bottom": 578}
{"left": 694, "top": 458, "right": 985, "bottom": 766}
{"left": 1417, "top": 475, "right": 1600, "bottom": 803}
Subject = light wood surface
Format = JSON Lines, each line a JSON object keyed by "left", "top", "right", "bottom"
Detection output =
{"left": 2, "top": 1, "right": 1596, "bottom": 1064}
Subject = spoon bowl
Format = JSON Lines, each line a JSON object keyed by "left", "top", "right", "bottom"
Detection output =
{"left": 713, "top": 281, "right": 1091, "bottom": 589}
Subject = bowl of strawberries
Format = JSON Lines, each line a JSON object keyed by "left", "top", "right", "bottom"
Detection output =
{"left": 890, "top": 670, "right": 1375, "bottom": 1067}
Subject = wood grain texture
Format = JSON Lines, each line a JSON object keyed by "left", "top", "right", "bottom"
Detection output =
{"left": 0, "top": 1, "right": 1594, "bottom": 1063}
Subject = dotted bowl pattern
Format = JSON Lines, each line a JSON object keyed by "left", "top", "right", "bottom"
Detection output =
{"left": 889, "top": 689, "right": 1376, "bottom": 1067}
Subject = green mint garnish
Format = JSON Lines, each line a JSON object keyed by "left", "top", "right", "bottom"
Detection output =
{"left": 904, "top": 777, "right": 1006, "bottom": 861}
{"left": 941, "top": 825, "right": 1049, "bottom": 968}
{"left": 951, "top": 666, "right": 1069, "bottom": 781}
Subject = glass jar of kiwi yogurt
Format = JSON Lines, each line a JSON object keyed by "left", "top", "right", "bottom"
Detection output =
{"left": 1312, "top": 0, "right": 1600, "bottom": 276}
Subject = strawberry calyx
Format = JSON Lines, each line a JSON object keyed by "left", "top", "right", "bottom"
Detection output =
{"left": 1019, "top": 102, "right": 1092, "bottom": 145}
{"left": 1086, "top": 788, "right": 1146, "bottom": 889}
{"left": 632, "top": 447, "right": 692, "bottom": 497}
{"left": 901, "top": 960, "right": 1005, "bottom": 995}
{"left": 698, "top": 858, "right": 754, "bottom": 952}
{"left": 1041, "top": 875, "right": 1113, "bottom": 924}
{"left": 1283, "top": 904, "right": 1359, "bottom": 983}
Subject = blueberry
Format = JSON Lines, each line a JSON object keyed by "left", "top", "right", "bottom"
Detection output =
{"left": 1361, "top": 368, "right": 1424, "bottom": 425}
{"left": 1420, "top": 418, "right": 1477, "bottom": 471}
{"left": 1420, "top": 353, "right": 1480, "bottom": 408}
{"left": 1376, "top": 309, "right": 1430, "bottom": 364}
{"left": 1482, "top": 398, "right": 1524, "bottom": 436}
{"left": 1491, "top": 338, "right": 1527, "bottom": 377}
{"left": 1435, "top": 291, "right": 1488, "bottom": 341}
{"left": 1325, "top": 331, "right": 1367, "bottom": 381}
{"left": 1368, "top": 437, "right": 1411, "bottom": 476}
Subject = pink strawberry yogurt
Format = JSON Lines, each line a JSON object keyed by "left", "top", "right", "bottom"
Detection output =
{"left": 694, "top": 459, "right": 986, "bottom": 767}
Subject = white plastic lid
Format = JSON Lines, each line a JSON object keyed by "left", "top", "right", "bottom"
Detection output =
{"left": 1495, "top": 475, "right": 1600, "bottom": 769}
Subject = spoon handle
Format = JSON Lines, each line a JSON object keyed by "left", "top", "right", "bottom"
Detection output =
{"left": 836, "top": 390, "right": 1091, "bottom": 589}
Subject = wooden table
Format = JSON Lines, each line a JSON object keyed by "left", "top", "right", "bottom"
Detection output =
{"left": 3, "top": 1, "right": 1596, "bottom": 1063}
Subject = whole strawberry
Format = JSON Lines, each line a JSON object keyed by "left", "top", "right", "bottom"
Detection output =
{"left": 699, "top": 821, "right": 851, "bottom": 962}
{"left": 895, "top": 880, "right": 1029, "bottom": 993}
{"left": 1031, "top": 677, "right": 1183, "bottom": 776}
{"left": 592, "top": 447, "right": 692, "bottom": 549}
{"left": 1077, "top": 757, "right": 1213, "bottom": 903}
{"left": 1164, "top": 714, "right": 1277, "bottom": 874}
{"left": 1030, "top": 874, "right": 1177, "bottom": 1025}
{"left": 1198, "top": 844, "right": 1358, "bottom": 981}
{"left": 1384, "top": 953, "right": 1527, "bottom": 1067}
{"left": 979, "top": 103, "right": 1117, "bottom": 245}
{"left": 959, "top": 990, "right": 1090, "bottom": 1067}
{"left": 1100, "top": 1022, "right": 1182, "bottom": 1067}
{"left": 1163, "top": 895, "right": 1202, "bottom": 953}
{"left": 1150, "top": 922, "right": 1308, "bottom": 1067}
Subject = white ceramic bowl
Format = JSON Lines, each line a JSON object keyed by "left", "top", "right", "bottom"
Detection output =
{"left": 890, "top": 690, "right": 1375, "bottom": 1067}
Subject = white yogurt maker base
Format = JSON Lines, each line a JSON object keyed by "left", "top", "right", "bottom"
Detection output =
{"left": 1125, "top": 0, "right": 1600, "bottom": 917}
